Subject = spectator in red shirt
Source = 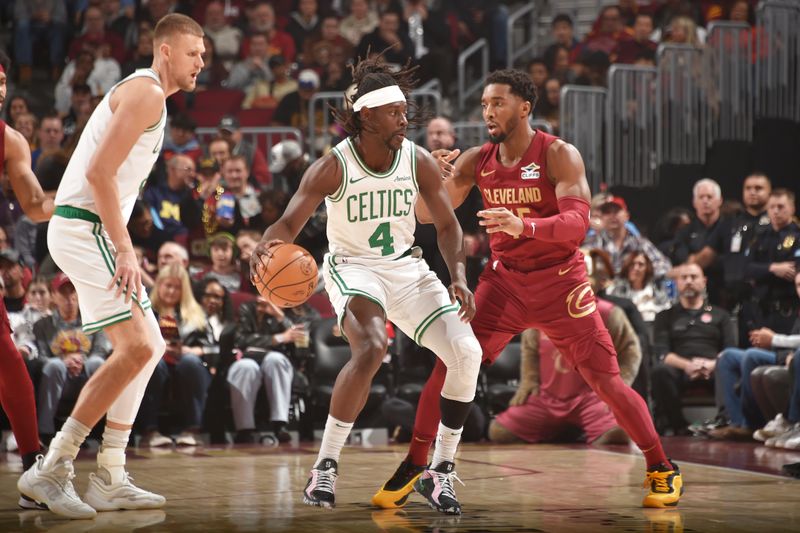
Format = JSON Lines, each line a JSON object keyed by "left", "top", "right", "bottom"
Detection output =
{"left": 68, "top": 6, "right": 126, "bottom": 64}
{"left": 614, "top": 12, "right": 657, "bottom": 64}
{"left": 572, "top": 5, "right": 633, "bottom": 61}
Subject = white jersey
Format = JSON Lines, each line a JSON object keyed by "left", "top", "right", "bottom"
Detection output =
{"left": 55, "top": 68, "right": 166, "bottom": 222}
{"left": 325, "top": 137, "right": 419, "bottom": 260}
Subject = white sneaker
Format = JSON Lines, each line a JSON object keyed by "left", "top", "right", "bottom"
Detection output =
{"left": 754, "top": 414, "right": 791, "bottom": 442}
{"left": 17, "top": 455, "right": 97, "bottom": 519}
{"left": 6, "top": 432, "right": 18, "bottom": 452}
{"left": 83, "top": 471, "right": 166, "bottom": 511}
{"left": 175, "top": 432, "right": 198, "bottom": 447}
{"left": 784, "top": 431, "right": 800, "bottom": 450}
{"left": 766, "top": 424, "right": 800, "bottom": 448}
{"left": 142, "top": 432, "right": 173, "bottom": 448}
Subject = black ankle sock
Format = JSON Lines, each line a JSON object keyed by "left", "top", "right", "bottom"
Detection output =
{"left": 22, "top": 451, "right": 39, "bottom": 471}
{"left": 272, "top": 421, "right": 287, "bottom": 434}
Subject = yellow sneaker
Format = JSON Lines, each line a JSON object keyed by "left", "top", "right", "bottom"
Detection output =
{"left": 371, "top": 460, "right": 425, "bottom": 509}
{"left": 643, "top": 461, "right": 684, "bottom": 508}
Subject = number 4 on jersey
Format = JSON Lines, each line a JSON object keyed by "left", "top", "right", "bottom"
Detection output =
{"left": 368, "top": 222, "right": 395, "bottom": 256}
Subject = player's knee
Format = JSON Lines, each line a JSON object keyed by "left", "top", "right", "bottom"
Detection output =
{"left": 441, "top": 334, "right": 482, "bottom": 403}
{"left": 122, "top": 337, "right": 157, "bottom": 368}
{"left": 349, "top": 332, "right": 388, "bottom": 375}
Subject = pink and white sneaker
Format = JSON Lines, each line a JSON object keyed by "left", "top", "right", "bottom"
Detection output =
{"left": 413, "top": 461, "right": 464, "bottom": 515}
{"left": 302, "top": 458, "right": 338, "bottom": 509}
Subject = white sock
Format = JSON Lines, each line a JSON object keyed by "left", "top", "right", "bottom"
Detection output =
{"left": 431, "top": 422, "right": 463, "bottom": 468}
{"left": 43, "top": 417, "right": 91, "bottom": 469}
{"left": 315, "top": 415, "right": 353, "bottom": 465}
{"left": 98, "top": 427, "right": 131, "bottom": 484}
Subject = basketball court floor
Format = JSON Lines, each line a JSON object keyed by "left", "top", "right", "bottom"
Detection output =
{"left": 1, "top": 436, "right": 799, "bottom": 532}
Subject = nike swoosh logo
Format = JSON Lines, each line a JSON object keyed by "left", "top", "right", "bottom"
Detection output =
{"left": 349, "top": 175, "right": 370, "bottom": 184}
{"left": 480, "top": 169, "right": 496, "bottom": 177}
{"left": 558, "top": 266, "right": 574, "bottom": 276}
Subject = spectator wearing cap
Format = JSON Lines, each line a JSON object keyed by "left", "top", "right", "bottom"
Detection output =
{"left": 30, "top": 273, "right": 111, "bottom": 443}
{"left": 269, "top": 139, "right": 308, "bottom": 194}
{"left": 356, "top": 10, "right": 414, "bottom": 67}
{"left": 217, "top": 116, "right": 271, "bottom": 187}
{"left": 163, "top": 113, "right": 203, "bottom": 163}
{"left": 203, "top": 0, "right": 243, "bottom": 69}
{"left": 221, "top": 155, "right": 262, "bottom": 221}
{"left": 242, "top": 55, "right": 298, "bottom": 110}
{"left": 226, "top": 32, "right": 274, "bottom": 92}
{"left": 340, "top": 0, "right": 379, "bottom": 47}
{"left": 274, "top": 69, "right": 322, "bottom": 137}
{"left": 0, "top": 249, "right": 30, "bottom": 313}
{"left": 143, "top": 154, "right": 195, "bottom": 245}
{"left": 583, "top": 195, "right": 672, "bottom": 280}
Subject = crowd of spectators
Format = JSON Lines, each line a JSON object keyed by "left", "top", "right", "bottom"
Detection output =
{"left": 3, "top": 1, "right": 799, "bottom": 460}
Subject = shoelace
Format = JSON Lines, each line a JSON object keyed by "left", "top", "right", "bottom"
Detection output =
{"left": 644, "top": 471, "right": 670, "bottom": 493}
{"left": 314, "top": 468, "right": 338, "bottom": 494}
{"left": 433, "top": 470, "right": 465, "bottom": 501}
{"left": 52, "top": 460, "right": 81, "bottom": 500}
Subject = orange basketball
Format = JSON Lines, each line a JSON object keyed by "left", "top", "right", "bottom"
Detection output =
{"left": 252, "top": 243, "right": 318, "bottom": 308}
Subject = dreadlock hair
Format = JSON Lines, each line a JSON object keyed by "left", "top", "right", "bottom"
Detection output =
{"left": 0, "top": 50, "right": 9, "bottom": 73}
{"left": 485, "top": 69, "right": 539, "bottom": 116}
{"left": 332, "top": 53, "right": 428, "bottom": 137}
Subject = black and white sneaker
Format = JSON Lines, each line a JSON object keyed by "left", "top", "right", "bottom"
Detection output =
{"left": 413, "top": 461, "right": 464, "bottom": 515}
{"left": 302, "top": 458, "right": 338, "bottom": 509}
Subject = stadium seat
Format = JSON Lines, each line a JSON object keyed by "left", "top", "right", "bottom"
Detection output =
{"left": 237, "top": 108, "right": 275, "bottom": 127}
{"left": 481, "top": 340, "right": 521, "bottom": 415}
{"left": 193, "top": 89, "right": 245, "bottom": 114}
{"left": 189, "top": 109, "right": 227, "bottom": 128}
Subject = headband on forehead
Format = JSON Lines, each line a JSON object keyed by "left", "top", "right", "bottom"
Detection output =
{"left": 0, "top": 64, "right": 5, "bottom": 74}
{"left": 352, "top": 85, "right": 406, "bottom": 112}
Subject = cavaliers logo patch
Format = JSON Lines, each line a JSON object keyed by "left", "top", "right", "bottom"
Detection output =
{"left": 566, "top": 281, "right": 597, "bottom": 319}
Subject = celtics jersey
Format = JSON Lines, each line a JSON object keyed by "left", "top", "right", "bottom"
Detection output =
{"left": 325, "top": 137, "right": 419, "bottom": 260}
{"left": 55, "top": 68, "right": 166, "bottom": 223}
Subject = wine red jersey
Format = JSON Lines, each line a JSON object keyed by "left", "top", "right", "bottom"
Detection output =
{"left": 476, "top": 131, "right": 579, "bottom": 272}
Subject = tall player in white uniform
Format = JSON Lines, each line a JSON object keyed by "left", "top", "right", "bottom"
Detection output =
{"left": 18, "top": 15, "right": 205, "bottom": 519}
{"left": 251, "top": 57, "right": 483, "bottom": 515}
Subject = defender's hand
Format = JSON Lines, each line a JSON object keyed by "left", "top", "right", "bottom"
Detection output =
{"left": 448, "top": 279, "right": 475, "bottom": 322}
{"left": 478, "top": 207, "right": 525, "bottom": 237}
{"left": 250, "top": 239, "right": 284, "bottom": 285}
{"left": 431, "top": 148, "right": 460, "bottom": 180}
{"left": 108, "top": 250, "right": 141, "bottom": 303}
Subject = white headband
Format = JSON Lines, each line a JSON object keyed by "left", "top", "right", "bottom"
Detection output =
{"left": 352, "top": 85, "right": 406, "bottom": 111}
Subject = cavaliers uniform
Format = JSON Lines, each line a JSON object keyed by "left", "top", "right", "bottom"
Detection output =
{"left": 471, "top": 131, "right": 618, "bottom": 375}
{"left": 0, "top": 119, "right": 41, "bottom": 466}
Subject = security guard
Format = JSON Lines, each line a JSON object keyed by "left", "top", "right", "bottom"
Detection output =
{"left": 742, "top": 188, "right": 800, "bottom": 336}
{"left": 692, "top": 173, "right": 772, "bottom": 312}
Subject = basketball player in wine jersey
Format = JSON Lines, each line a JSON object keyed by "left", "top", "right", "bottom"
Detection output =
{"left": 0, "top": 52, "right": 54, "bottom": 510}
{"left": 18, "top": 15, "right": 205, "bottom": 519}
{"left": 374, "top": 69, "right": 683, "bottom": 508}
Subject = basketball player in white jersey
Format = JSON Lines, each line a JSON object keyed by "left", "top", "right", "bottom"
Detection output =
{"left": 18, "top": 15, "right": 205, "bottom": 519}
{"left": 251, "top": 57, "right": 483, "bottom": 515}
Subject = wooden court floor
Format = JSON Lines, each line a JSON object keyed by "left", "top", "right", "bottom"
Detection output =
{"left": 2, "top": 439, "right": 800, "bottom": 532}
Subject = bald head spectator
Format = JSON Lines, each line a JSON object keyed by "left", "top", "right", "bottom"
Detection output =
{"left": 158, "top": 241, "right": 190, "bottom": 270}
{"left": 425, "top": 117, "right": 457, "bottom": 152}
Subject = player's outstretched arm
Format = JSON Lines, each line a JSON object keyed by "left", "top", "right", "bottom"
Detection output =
{"left": 478, "top": 140, "right": 591, "bottom": 242}
{"left": 86, "top": 78, "right": 164, "bottom": 301}
{"left": 4, "top": 126, "right": 54, "bottom": 222}
{"left": 415, "top": 146, "right": 480, "bottom": 224}
{"left": 415, "top": 147, "right": 475, "bottom": 321}
{"left": 251, "top": 153, "right": 340, "bottom": 269}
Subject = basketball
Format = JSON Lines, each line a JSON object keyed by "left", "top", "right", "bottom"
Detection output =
{"left": 252, "top": 243, "right": 318, "bottom": 308}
